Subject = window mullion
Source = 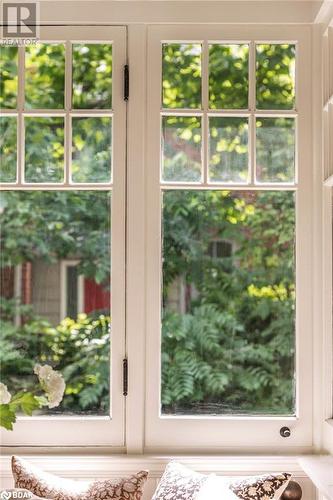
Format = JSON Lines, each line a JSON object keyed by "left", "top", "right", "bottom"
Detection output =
{"left": 65, "top": 40, "right": 72, "bottom": 185}
{"left": 249, "top": 41, "right": 256, "bottom": 184}
{"left": 202, "top": 40, "right": 209, "bottom": 184}
{"left": 17, "top": 46, "right": 25, "bottom": 184}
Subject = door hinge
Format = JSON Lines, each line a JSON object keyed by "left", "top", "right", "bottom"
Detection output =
{"left": 123, "top": 358, "right": 128, "bottom": 396}
{"left": 124, "top": 65, "right": 129, "bottom": 101}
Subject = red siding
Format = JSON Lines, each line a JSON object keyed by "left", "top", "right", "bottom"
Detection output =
{"left": 84, "top": 279, "right": 110, "bottom": 314}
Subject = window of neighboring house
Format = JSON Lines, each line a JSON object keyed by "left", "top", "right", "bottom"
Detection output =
{"left": 145, "top": 25, "right": 312, "bottom": 449}
{"left": 61, "top": 260, "right": 110, "bottom": 319}
{"left": 0, "top": 27, "right": 126, "bottom": 447}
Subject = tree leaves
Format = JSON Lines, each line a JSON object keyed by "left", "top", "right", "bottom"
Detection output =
{"left": 0, "top": 404, "right": 16, "bottom": 430}
{"left": 10, "top": 392, "right": 40, "bottom": 416}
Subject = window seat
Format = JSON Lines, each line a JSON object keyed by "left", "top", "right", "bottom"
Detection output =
{"left": 0, "top": 454, "right": 315, "bottom": 499}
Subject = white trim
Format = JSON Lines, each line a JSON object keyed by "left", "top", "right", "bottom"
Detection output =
{"left": 145, "top": 24, "right": 313, "bottom": 451}
{"left": 10, "top": 1, "right": 323, "bottom": 25}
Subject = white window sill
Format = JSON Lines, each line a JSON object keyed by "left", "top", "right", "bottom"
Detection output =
{"left": 298, "top": 455, "right": 333, "bottom": 500}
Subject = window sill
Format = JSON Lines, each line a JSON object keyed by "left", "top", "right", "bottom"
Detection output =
{"left": 0, "top": 454, "right": 315, "bottom": 499}
{"left": 298, "top": 455, "right": 333, "bottom": 500}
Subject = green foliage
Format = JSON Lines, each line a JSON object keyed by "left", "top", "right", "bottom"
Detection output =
{"left": 0, "top": 191, "right": 111, "bottom": 283}
{"left": 0, "top": 404, "right": 16, "bottom": 430}
{"left": 0, "top": 46, "right": 18, "bottom": 108}
{"left": 162, "top": 190, "right": 295, "bottom": 415}
{"left": 25, "top": 44, "right": 65, "bottom": 109}
{"left": 72, "top": 44, "right": 112, "bottom": 109}
{"left": 0, "top": 299, "right": 110, "bottom": 414}
{"left": 0, "top": 116, "right": 17, "bottom": 182}
{"left": 10, "top": 392, "right": 41, "bottom": 416}
{"left": 0, "top": 42, "right": 297, "bottom": 416}
{"left": 43, "top": 314, "right": 110, "bottom": 413}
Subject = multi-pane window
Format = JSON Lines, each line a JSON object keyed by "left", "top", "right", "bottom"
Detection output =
{"left": 144, "top": 26, "right": 312, "bottom": 450}
{"left": 160, "top": 41, "right": 296, "bottom": 417}
{"left": 0, "top": 27, "right": 126, "bottom": 446}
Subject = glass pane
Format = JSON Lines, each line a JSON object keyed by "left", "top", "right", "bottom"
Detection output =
{"left": 25, "top": 117, "right": 64, "bottom": 183}
{"left": 0, "top": 46, "right": 18, "bottom": 109}
{"left": 256, "top": 118, "right": 295, "bottom": 183}
{"left": 162, "top": 44, "right": 201, "bottom": 109}
{"left": 25, "top": 44, "right": 65, "bottom": 109}
{"left": 161, "top": 190, "right": 295, "bottom": 416}
{"left": 256, "top": 44, "right": 295, "bottom": 110}
{"left": 0, "top": 116, "right": 17, "bottom": 182}
{"left": 162, "top": 116, "right": 202, "bottom": 182}
{"left": 209, "top": 117, "right": 248, "bottom": 183}
{"left": 209, "top": 44, "right": 249, "bottom": 109}
{"left": 72, "top": 44, "right": 112, "bottom": 109}
{"left": 72, "top": 117, "right": 112, "bottom": 183}
{"left": 66, "top": 265, "right": 79, "bottom": 318}
{"left": 0, "top": 191, "right": 111, "bottom": 415}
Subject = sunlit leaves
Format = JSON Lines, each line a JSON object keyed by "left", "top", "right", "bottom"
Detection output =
{"left": 162, "top": 44, "right": 201, "bottom": 109}
{"left": 162, "top": 116, "right": 202, "bottom": 182}
{"left": 256, "top": 44, "right": 295, "bottom": 109}
{"left": 72, "top": 44, "right": 112, "bottom": 109}
{"left": 25, "top": 117, "right": 64, "bottom": 183}
{"left": 0, "top": 116, "right": 17, "bottom": 182}
{"left": 72, "top": 117, "right": 112, "bottom": 183}
{"left": 256, "top": 117, "right": 295, "bottom": 182}
{"left": 0, "top": 46, "right": 18, "bottom": 109}
{"left": 209, "top": 117, "right": 248, "bottom": 182}
{"left": 0, "top": 404, "right": 16, "bottom": 430}
{"left": 10, "top": 391, "right": 40, "bottom": 415}
{"left": 209, "top": 44, "right": 249, "bottom": 109}
{"left": 25, "top": 44, "right": 65, "bottom": 109}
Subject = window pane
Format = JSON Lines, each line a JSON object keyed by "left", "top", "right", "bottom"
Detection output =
{"left": 25, "top": 117, "right": 64, "bottom": 183}
{"left": 161, "top": 190, "right": 295, "bottom": 416}
{"left": 256, "top": 44, "right": 295, "bottom": 110}
{"left": 0, "top": 116, "right": 17, "bottom": 182}
{"left": 72, "top": 117, "right": 112, "bottom": 183}
{"left": 0, "top": 191, "right": 111, "bottom": 416}
{"left": 162, "top": 116, "right": 202, "bottom": 182}
{"left": 66, "top": 265, "right": 79, "bottom": 318}
{"left": 25, "top": 44, "right": 65, "bottom": 109}
{"left": 162, "top": 44, "right": 201, "bottom": 109}
{"left": 209, "top": 117, "right": 248, "bottom": 183}
{"left": 72, "top": 44, "right": 112, "bottom": 109}
{"left": 209, "top": 44, "right": 249, "bottom": 109}
{"left": 0, "top": 46, "right": 18, "bottom": 109}
{"left": 256, "top": 118, "right": 295, "bottom": 183}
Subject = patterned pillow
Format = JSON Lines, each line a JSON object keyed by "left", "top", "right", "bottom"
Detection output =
{"left": 197, "top": 472, "right": 291, "bottom": 500}
{"left": 12, "top": 456, "right": 148, "bottom": 500}
{"left": 152, "top": 462, "right": 210, "bottom": 500}
{"left": 229, "top": 473, "right": 291, "bottom": 500}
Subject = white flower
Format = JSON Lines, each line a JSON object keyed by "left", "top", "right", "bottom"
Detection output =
{"left": 0, "top": 382, "right": 11, "bottom": 404}
{"left": 34, "top": 364, "right": 65, "bottom": 408}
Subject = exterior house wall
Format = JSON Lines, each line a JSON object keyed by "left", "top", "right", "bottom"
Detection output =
{"left": 32, "top": 261, "right": 61, "bottom": 325}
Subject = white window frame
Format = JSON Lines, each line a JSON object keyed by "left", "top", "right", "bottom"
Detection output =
{"left": 321, "top": 21, "right": 333, "bottom": 450}
{"left": 145, "top": 24, "right": 313, "bottom": 451}
{"left": 0, "top": 25, "right": 127, "bottom": 447}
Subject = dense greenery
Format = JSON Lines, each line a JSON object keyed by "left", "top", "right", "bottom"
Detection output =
{"left": 0, "top": 42, "right": 296, "bottom": 415}
{"left": 162, "top": 190, "right": 295, "bottom": 414}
